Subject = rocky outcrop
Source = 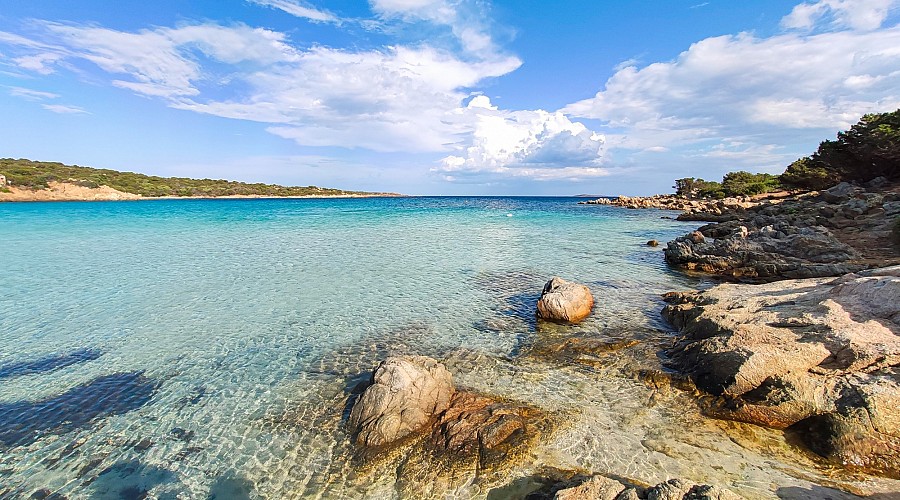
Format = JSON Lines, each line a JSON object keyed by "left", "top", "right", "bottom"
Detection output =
{"left": 578, "top": 195, "right": 756, "bottom": 220}
{"left": 664, "top": 181, "right": 900, "bottom": 280}
{"left": 550, "top": 475, "right": 742, "bottom": 500}
{"left": 662, "top": 267, "right": 900, "bottom": 477}
{"left": 536, "top": 277, "right": 594, "bottom": 323}
{"left": 347, "top": 356, "right": 554, "bottom": 497}
{"left": 348, "top": 356, "right": 453, "bottom": 447}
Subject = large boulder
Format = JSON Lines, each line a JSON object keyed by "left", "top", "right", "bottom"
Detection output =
{"left": 536, "top": 277, "right": 594, "bottom": 323}
{"left": 346, "top": 355, "right": 555, "bottom": 498}
{"left": 662, "top": 267, "right": 900, "bottom": 477}
{"left": 348, "top": 355, "right": 453, "bottom": 447}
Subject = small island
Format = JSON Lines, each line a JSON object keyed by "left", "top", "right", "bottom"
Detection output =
{"left": 0, "top": 158, "right": 402, "bottom": 202}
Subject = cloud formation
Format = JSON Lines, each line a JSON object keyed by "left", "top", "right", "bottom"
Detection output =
{"left": 563, "top": 7, "right": 900, "bottom": 172}
{"left": 782, "top": 0, "right": 897, "bottom": 32}
{"left": 435, "top": 96, "right": 606, "bottom": 182}
{"left": 248, "top": 0, "right": 338, "bottom": 22}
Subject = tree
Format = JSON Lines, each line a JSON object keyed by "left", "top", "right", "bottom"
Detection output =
{"left": 780, "top": 157, "right": 838, "bottom": 191}
{"left": 781, "top": 109, "right": 900, "bottom": 190}
{"left": 721, "top": 171, "right": 781, "bottom": 196}
{"left": 673, "top": 178, "right": 698, "bottom": 198}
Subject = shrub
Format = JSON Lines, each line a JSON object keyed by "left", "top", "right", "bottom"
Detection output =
{"left": 721, "top": 171, "right": 781, "bottom": 196}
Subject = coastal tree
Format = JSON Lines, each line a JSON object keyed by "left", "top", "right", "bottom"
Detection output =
{"left": 720, "top": 171, "right": 781, "bottom": 196}
{"left": 781, "top": 108, "right": 900, "bottom": 190}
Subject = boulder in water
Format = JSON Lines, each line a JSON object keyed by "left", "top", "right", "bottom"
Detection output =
{"left": 536, "top": 277, "right": 594, "bottom": 323}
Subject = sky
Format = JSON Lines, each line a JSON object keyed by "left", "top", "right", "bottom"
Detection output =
{"left": 1, "top": 0, "right": 899, "bottom": 195}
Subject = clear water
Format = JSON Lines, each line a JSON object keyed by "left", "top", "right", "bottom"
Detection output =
{"left": 0, "top": 197, "right": 896, "bottom": 499}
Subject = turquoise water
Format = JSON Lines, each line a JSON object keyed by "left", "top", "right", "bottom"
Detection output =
{"left": 0, "top": 198, "right": 895, "bottom": 499}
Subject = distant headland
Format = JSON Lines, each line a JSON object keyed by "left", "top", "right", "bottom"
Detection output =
{"left": 0, "top": 158, "right": 403, "bottom": 202}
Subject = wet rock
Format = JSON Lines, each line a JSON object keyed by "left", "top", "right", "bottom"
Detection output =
{"left": 663, "top": 268, "right": 900, "bottom": 477}
{"left": 536, "top": 277, "right": 594, "bottom": 323}
{"left": 347, "top": 356, "right": 554, "bottom": 498}
{"left": 549, "top": 475, "right": 742, "bottom": 500}
{"left": 348, "top": 355, "right": 453, "bottom": 447}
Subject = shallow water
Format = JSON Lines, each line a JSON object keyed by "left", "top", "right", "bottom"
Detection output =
{"left": 0, "top": 197, "right": 896, "bottom": 499}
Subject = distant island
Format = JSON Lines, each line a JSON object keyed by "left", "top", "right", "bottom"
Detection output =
{"left": 0, "top": 158, "right": 401, "bottom": 202}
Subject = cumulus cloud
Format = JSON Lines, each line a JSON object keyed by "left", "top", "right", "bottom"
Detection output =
{"left": 435, "top": 96, "right": 606, "bottom": 182}
{"left": 563, "top": 26, "right": 900, "bottom": 169}
{"left": 248, "top": 0, "right": 338, "bottom": 23}
{"left": 781, "top": 0, "right": 898, "bottom": 32}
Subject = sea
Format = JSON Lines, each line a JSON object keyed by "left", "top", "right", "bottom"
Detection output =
{"left": 0, "top": 197, "right": 896, "bottom": 499}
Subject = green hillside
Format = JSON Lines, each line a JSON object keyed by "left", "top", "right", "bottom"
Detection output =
{"left": 0, "top": 158, "right": 386, "bottom": 198}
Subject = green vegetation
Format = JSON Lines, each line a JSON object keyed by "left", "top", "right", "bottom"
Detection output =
{"left": 675, "top": 108, "right": 900, "bottom": 199}
{"left": 673, "top": 172, "right": 781, "bottom": 199}
{"left": 782, "top": 109, "right": 900, "bottom": 190}
{"left": 0, "top": 158, "right": 381, "bottom": 198}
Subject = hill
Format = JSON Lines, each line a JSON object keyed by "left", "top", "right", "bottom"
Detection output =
{"left": 0, "top": 158, "right": 396, "bottom": 199}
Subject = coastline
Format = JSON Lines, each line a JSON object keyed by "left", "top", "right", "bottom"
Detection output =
{"left": 621, "top": 179, "right": 900, "bottom": 480}
{"left": 0, "top": 181, "right": 405, "bottom": 202}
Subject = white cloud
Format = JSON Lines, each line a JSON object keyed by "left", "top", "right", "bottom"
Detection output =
{"left": 8, "top": 86, "right": 59, "bottom": 100}
{"left": 41, "top": 104, "right": 87, "bottom": 114}
{"left": 12, "top": 52, "right": 62, "bottom": 74}
{"left": 781, "top": 0, "right": 898, "bottom": 32}
{"left": 435, "top": 96, "right": 606, "bottom": 182}
{"left": 368, "top": 0, "right": 505, "bottom": 58}
{"left": 248, "top": 0, "right": 338, "bottom": 23}
{"left": 563, "top": 27, "right": 900, "bottom": 167}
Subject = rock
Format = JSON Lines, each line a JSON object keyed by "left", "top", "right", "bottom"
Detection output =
{"left": 348, "top": 355, "right": 453, "bottom": 447}
{"left": 820, "top": 182, "right": 859, "bottom": 204}
{"left": 347, "top": 356, "right": 554, "bottom": 498}
{"left": 552, "top": 476, "right": 743, "bottom": 500}
{"left": 683, "top": 484, "right": 744, "bottom": 500}
{"left": 536, "top": 277, "right": 594, "bottom": 323}
{"left": 687, "top": 231, "right": 705, "bottom": 243}
{"left": 662, "top": 269, "right": 900, "bottom": 477}
{"left": 664, "top": 182, "right": 900, "bottom": 280}
{"left": 646, "top": 479, "right": 696, "bottom": 500}
{"left": 553, "top": 475, "right": 629, "bottom": 500}
{"left": 647, "top": 240, "right": 659, "bottom": 247}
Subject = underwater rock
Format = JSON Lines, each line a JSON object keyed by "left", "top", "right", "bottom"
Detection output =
{"left": 536, "top": 277, "right": 594, "bottom": 323}
{"left": 347, "top": 355, "right": 554, "bottom": 498}
{"left": 348, "top": 355, "right": 453, "bottom": 448}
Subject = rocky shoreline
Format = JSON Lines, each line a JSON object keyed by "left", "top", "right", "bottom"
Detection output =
{"left": 663, "top": 180, "right": 900, "bottom": 280}
{"left": 332, "top": 182, "right": 900, "bottom": 498}
{"left": 656, "top": 180, "right": 900, "bottom": 478}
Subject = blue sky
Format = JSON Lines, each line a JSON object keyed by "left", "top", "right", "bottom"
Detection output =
{"left": 1, "top": 0, "right": 899, "bottom": 195}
